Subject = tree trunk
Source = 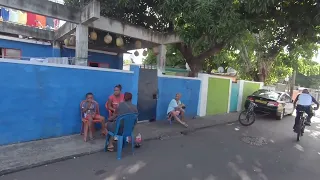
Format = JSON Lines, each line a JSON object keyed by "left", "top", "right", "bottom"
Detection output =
{"left": 256, "top": 59, "right": 273, "bottom": 83}
{"left": 186, "top": 57, "right": 202, "bottom": 77}
{"left": 175, "top": 42, "right": 224, "bottom": 77}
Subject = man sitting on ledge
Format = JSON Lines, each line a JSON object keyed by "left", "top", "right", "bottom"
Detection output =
{"left": 167, "top": 93, "right": 188, "bottom": 127}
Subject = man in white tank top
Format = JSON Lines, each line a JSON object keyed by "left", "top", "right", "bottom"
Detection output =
{"left": 293, "top": 89, "right": 319, "bottom": 130}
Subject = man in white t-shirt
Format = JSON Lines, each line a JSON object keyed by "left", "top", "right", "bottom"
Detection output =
{"left": 167, "top": 93, "right": 188, "bottom": 127}
{"left": 293, "top": 89, "right": 319, "bottom": 131}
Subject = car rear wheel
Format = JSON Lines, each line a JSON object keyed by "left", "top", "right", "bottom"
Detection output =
{"left": 276, "top": 110, "right": 284, "bottom": 120}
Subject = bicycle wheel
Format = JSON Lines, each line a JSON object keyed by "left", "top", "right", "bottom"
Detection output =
{"left": 296, "top": 124, "right": 301, "bottom": 141}
{"left": 238, "top": 110, "right": 256, "bottom": 126}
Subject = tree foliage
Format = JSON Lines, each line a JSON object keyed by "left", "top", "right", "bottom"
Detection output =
{"left": 64, "top": 0, "right": 320, "bottom": 78}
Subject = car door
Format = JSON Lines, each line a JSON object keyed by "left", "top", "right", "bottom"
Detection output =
{"left": 284, "top": 94, "right": 294, "bottom": 114}
{"left": 279, "top": 94, "right": 286, "bottom": 107}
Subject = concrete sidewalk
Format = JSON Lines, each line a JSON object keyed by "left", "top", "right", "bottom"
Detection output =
{"left": 0, "top": 113, "right": 238, "bottom": 175}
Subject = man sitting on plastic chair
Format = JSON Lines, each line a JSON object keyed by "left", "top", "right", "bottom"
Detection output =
{"left": 167, "top": 93, "right": 188, "bottom": 127}
{"left": 105, "top": 92, "right": 138, "bottom": 154}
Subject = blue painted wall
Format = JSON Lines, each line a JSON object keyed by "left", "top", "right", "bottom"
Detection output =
{"left": 0, "top": 61, "right": 136, "bottom": 145}
{"left": 61, "top": 48, "right": 122, "bottom": 69}
{"left": 230, "top": 83, "right": 239, "bottom": 112}
{"left": 0, "top": 39, "right": 60, "bottom": 58}
{"left": 156, "top": 77, "right": 201, "bottom": 120}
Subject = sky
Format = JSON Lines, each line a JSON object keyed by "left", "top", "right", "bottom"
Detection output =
{"left": 123, "top": 49, "right": 147, "bottom": 65}
{"left": 313, "top": 51, "right": 320, "bottom": 63}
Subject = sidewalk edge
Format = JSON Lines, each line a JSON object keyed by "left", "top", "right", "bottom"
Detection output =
{"left": 0, "top": 119, "right": 237, "bottom": 176}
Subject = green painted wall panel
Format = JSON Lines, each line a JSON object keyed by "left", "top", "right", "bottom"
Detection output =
{"left": 241, "top": 82, "right": 261, "bottom": 109}
{"left": 206, "top": 77, "right": 230, "bottom": 115}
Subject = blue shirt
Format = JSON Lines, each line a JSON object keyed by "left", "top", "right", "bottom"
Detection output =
{"left": 167, "top": 99, "right": 181, "bottom": 114}
{"left": 295, "top": 93, "right": 318, "bottom": 106}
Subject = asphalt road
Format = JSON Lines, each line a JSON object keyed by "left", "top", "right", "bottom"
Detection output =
{"left": 2, "top": 112, "right": 320, "bottom": 180}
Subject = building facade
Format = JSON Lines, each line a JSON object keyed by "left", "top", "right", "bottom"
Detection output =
{"left": 0, "top": 35, "right": 123, "bottom": 69}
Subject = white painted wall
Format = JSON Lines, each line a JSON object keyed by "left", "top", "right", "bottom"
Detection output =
{"left": 198, "top": 73, "right": 209, "bottom": 116}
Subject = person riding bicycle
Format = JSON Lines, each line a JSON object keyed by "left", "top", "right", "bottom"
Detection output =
{"left": 293, "top": 89, "right": 319, "bottom": 131}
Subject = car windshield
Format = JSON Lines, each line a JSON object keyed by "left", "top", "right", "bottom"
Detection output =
{"left": 252, "top": 90, "right": 281, "bottom": 100}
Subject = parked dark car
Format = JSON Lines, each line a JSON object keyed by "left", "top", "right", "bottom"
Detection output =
{"left": 244, "top": 89, "right": 294, "bottom": 120}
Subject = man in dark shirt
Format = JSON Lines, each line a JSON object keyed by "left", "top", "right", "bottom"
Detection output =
{"left": 293, "top": 89, "right": 319, "bottom": 130}
{"left": 105, "top": 92, "right": 138, "bottom": 151}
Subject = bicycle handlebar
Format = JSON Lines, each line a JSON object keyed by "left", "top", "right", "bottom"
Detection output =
{"left": 249, "top": 101, "right": 258, "bottom": 107}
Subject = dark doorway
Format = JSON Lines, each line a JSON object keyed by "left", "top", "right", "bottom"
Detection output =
{"left": 137, "top": 68, "right": 158, "bottom": 121}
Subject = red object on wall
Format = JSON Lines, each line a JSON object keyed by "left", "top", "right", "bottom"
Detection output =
{"left": 26, "top": 13, "right": 37, "bottom": 27}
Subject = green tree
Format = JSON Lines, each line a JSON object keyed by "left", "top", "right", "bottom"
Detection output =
{"left": 64, "top": 0, "right": 249, "bottom": 76}
{"left": 296, "top": 74, "right": 320, "bottom": 89}
{"left": 230, "top": 25, "right": 320, "bottom": 84}
{"left": 64, "top": 0, "right": 320, "bottom": 77}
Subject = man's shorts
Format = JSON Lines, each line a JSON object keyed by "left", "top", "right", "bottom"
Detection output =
{"left": 168, "top": 111, "right": 181, "bottom": 116}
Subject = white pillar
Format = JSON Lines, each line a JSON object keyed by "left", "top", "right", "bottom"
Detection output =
{"left": 198, "top": 73, "right": 209, "bottom": 116}
{"left": 75, "top": 24, "right": 88, "bottom": 66}
{"left": 156, "top": 44, "right": 166, "bottom": 75}
{"left": 237, "top": 80, "right": 245, "bottom": 112}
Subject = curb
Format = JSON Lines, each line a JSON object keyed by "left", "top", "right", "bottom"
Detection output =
{"left": 0, "top": 149, "right": 103, "bottom": 176}
{"left": 0, "top": 119, "right": 237, "bottom": 176}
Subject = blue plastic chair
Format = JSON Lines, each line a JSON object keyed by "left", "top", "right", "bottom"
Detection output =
{"left": 104, "top": 113, "right": 138, "bottom": 160}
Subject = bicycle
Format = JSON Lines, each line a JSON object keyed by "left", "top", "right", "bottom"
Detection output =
{"left": 295, "top": 110, "right": 307, "bottom": 141}
{"left": 238, "top": 101, "right": 258, "bottom": 126}
{"left": 295, "top": 106, "right": 317, "bottom": 141}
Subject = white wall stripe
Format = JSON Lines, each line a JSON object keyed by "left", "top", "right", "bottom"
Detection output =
{"left": 227, "top": 79, "right": 232, "bottom": 113}
{"left": 237, "top": 80, "right": 245, "bottom": 112}
{"left": 198, "top": 73, "right": 209, "bottom": 116}
{"left": 0, "top": 58, "right": 133, "bottom": 73}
